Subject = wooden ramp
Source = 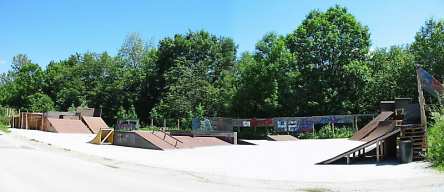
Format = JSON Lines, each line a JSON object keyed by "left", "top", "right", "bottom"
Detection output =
{"left": 46, "top": 118, "right": 92, "bottom": 134}
{"left": 113, "top": 131, "right": 230, "bottom": 150}
{"left": 318, "top": 121, "right": 398, "bottom": 164}
{"left": 350, "top": 111, "right": 393, "bottom": 141}
{"left": 82, "top": 116, "right": 108, "bottom": 134}
{"left": 267, "top": 135, "right": 298, "bottom": 141}
{"left": 90, "top": 129, "right": 114, "bottom": 144}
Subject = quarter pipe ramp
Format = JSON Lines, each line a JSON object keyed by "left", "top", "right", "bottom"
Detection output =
{"left": 82, "top": 116, "right": 108, "bottom": 134}
{"left": 46, "top": 118, "right": 92, "bottom": 134}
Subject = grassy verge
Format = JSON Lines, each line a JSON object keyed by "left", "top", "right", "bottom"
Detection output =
{"left": 0, "top": 123, "right": 10, "bottom": 133}
{"left": 427, "top": 110, "right": 444, "bottom": 170}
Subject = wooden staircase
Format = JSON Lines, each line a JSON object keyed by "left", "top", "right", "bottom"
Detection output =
{"left": 399, "top": 124, "right": 426, "bottom": 160}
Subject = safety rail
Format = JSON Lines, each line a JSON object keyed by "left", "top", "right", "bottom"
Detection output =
{"left": 152, "top": 128, "right": 183, "bottom": 147}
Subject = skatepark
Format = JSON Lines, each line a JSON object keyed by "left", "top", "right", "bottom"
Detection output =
{"left": 1, "top": 93, "right": 443, "bottom": 191}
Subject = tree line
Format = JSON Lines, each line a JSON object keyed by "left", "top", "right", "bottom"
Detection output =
{"left": 1, "top": 6, "right": 443, "bottom": 125}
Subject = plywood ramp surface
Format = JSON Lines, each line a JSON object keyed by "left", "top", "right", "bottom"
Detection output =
{"left": 47, "top": 118, "right": 92, "bottom": 134}
{"left": 174, "top": 136, "right": 230, "bottom": 148}
{"left": 350, "top": 111, "right": 393, "bottom": 141}
{"left": 135, "top": 131, "right": 177, "bottom": 150}
{"left": 267, "top": 135, "right": 298, "bottom": 141}
{"left": 135, "top": 131, "right": 229, "bottom": 150}
{"left": 82, "top": 116, "right": 108, "bottom": 134}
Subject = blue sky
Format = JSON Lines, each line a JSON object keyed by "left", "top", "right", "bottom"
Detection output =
{"left": 1, "top": 0, "right": 444, "bottom": 73}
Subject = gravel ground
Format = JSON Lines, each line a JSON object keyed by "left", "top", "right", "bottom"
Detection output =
{"left": 4, "top": 128, "right": 444, "bottom": 191}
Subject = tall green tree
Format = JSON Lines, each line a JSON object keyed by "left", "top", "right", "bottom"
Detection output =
{"left": 411, "top": 18, "right": 444, "bottom": 80}
{"left": 151, "top": 30, "right": 236, "bottom": 119}
{"left": 232, "top": 33, "right": 296, "bottom": 117}
{"left": 367, "top": 46, "right": 416, "bottom": 107}
{"left": 286, "top": 6, "right": 371, "bottom": 115}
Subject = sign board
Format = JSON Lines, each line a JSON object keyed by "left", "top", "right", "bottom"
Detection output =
{"left": 242, "top": 121, "right": 251, "bottom": 127}
{"left": 273, "top": 117, "right": 313, "bottom": 133}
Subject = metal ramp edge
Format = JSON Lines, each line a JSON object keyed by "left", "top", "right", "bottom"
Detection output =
{"left": 318, "top": 128, "right": 400, "bottom": 164}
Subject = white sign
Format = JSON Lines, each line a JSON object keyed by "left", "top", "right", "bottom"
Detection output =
{"left": 242, "top": 121, "right": 251, "bottom": 127}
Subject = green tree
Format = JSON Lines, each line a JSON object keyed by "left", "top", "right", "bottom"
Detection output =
{"left": 12, "top": 54, "right": 32, "bottom": 72}
{"left": 232, "top": 32, "right": 296, "bottom": 117}
{"left": 367, "top": 46, "right": 416, "bottom": 108}
{"left": 24, "top": 93, "right": 55, "bottom": 112}
{"left": 286, "top": 6, "right": 371, "bottom": 115}
{"left": 45, "top": 54, "right": 85, "bottom": 110}
{"left": 7, "top": 62, "right": 45, "bottom": 109}
{"left": 151, "top": 30, "right": 236, "bottom": 119}
{"left": 411, "top": 19, "right": 444, "bottom": 80}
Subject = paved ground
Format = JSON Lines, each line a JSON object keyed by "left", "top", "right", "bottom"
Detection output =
{"left": 1, "top": 129, "right": 444, "bottom": 192}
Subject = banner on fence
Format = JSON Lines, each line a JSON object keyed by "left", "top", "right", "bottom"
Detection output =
{"left": 311, "top": 115, "right": 354, "bottom": 125}
{"left": 273, "top": 117, "right": 314, "bottom": 133}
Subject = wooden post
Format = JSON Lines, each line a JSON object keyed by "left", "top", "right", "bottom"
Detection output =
{"left": 41, "top": 113, "right": 44, "bottom": 131}
{"left": 312, "top": 121, "right": 315, "bottom": 136}
{"left": 26, "top": 111, "right": 29, "bottom": 130}
{"left": 381, "top": 140, "right": 384, "bottom": 158}
{"left": 177, "top": 119, "right": 180, "bottom": 130}
{"left": 19, "top": 111, "right": 21, "bottom": 128}
{"left": 353, "top": 116, "right": 358, "bottom": 132}
{"left": 376, "top": 141, "right": 380, "bottom": 162}
{"left": 416, "top": 66, "right": 427, "bottom": 129}
{"left": 22, "top": 112, "right": 25, "bottom": 129}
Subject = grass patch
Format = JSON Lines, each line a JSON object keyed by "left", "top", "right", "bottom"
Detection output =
{"left": 427, "top": 109, "right": 444, "bottom": 170}
{"left": 299, "top": 124, "right": 353, "bottom": 139}
{"left": 0, "top": 123, "right": 10, "bottom": 133}
{"left": 301, "top": 188, "right": 332, "bottom": 192}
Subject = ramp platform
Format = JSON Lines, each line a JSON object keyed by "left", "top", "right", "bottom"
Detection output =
{"left": 46, "top": 118, "right": 92, "bottom": 134}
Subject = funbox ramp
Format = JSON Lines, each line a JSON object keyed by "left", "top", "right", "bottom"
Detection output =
{"left": 112, "top": 131, "right": 230, "bottom": 150}
{"left": 318, "top": 120, "right": 398, "bottom": 164}
{"left": 46, "top": 118, "right": 92, "bottom": 134}
{"left": 82, "top": 116, "right": 109, "bottom": 134}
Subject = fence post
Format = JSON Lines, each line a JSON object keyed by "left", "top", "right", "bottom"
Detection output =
{"left": 177, "top": 119, "right": 180, "bottom": 130}
{"left": 19, "top": 110, "right": 21, "bottom": 128}
{"left": 26, "top": 111, "right": 29, "bottom": 130}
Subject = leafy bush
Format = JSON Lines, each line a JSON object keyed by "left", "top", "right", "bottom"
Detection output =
{"left": 0, "top": 123, "right": 9, "bottom": 133}
{"left": 427, "top": 109, "right": 444, "bottom": 170}
{"left": 24, "top": 93, "right": 55, "bottom": 112}
{"left": 299, "top": 124, "right": 354, "bottom": 139}
{"left": 0, "top": 106, "right": 11, "bottom": 133}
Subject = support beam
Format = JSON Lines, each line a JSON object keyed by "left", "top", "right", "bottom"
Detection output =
{"left": 376, "top": 141, "right": 380, "bottom": 162}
